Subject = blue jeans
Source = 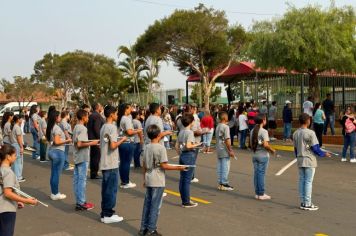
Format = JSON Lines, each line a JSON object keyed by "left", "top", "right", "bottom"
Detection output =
{"left": 230, "top": 127, "right": 236, "bottom": 146}
{"left": 202, "top": 132, "right": 213, "bottom": 147}
{"left": 40, "top": 139, "right": 47, "bottom": 161}
{"left": 73, "top": 162, "right": 88, "bottom": 205}
{"left": 324, "top": 114, "right": 335, "bottom": 135}
{"left": 11, "top": 143, "right": 23, "bottom": 180}
{"left": 140, "top": 187, "right": 164, "bottom": 232}
{"left": 239, "top": 129, "right": 248, "bottom": 148}
{"left": 119, "top": 142, "right": 134, "bottom": 184}
{"left": 217, "top": 157, "right": 230, "bottom": 185}
{"left": 133, "top": 143, "right": 142, "bottom": 168}
{"left": 101, "top": 168, "right": 119, "bottom": 218}
{"left": 283, "top": 123, "right": 292, "bottom": 139}
{"left": 0, "top": 212, "right": 16, "bottom": 236}
{"left": 63, "top": 145, "right": 70, "bottom": 170}
{"left": 252, "top": 156, "right": 269, "bottom": 196}
{"left": 179, "top": 151, "right": 196, "bottom": 204}
{"left": 298, "top": 167, "right": 315, "bottom": 206}
{"left": 30, "top": 127, "right": 40, "bottom": 158}
{"left": 48, "top": 149, "right": 65, "bottom": 194}
{"left": 342, "top": 132, "right": 355, "bottom": 159}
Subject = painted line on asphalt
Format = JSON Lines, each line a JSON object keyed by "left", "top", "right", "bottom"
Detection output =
{"left": 164, "top": 189, "right": 212, "bottom": 204}
{"left": 315, "top": 233, "right": 329, "bottom": 236}
{"left": 270, "top": 145, "right": 294, "bottom": 152}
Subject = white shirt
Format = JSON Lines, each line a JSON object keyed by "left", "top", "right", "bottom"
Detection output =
{"left": 303, "top": 101, "right": 313, "bottom": 116}
{"left": 238, "top": 114, "right": 248, "bottom": 131}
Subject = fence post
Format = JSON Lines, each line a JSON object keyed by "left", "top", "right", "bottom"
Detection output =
{"left": 342, "top": 76, "right": 346, "bottom": 109}
{"left": 185, "top": 80, "right": 189, "bottom": 104}
{"left": 300, "top": 74, "right": 304, "bottom": 113}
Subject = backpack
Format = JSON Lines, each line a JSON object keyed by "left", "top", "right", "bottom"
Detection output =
{"left": 345, "top": 118, "right": 355, "bottom": 134}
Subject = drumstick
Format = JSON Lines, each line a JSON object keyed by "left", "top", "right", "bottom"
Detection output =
{"left": 320, "top": 148, "right": 339, "bottom": 156}
{"left": 12, "top": 187, "right": 49, "bottom": 207}
{"left": 275, "top": 159, "right": 297, "bottom": 176}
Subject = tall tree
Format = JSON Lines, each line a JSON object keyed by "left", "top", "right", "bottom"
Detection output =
{"left": 135, "top": 4, "right": 247, "bottom": 110}
{"left": 118, "top": 45, "right": 147, "bottom": 105}
{"left": 142, "top": 56, "right": 162, "bottom": 103}
{"left": 190, "top": 83, "right": 221, "bottom": 105}
{"left": 248, "top": 4, "right": 356, "bottom": 102}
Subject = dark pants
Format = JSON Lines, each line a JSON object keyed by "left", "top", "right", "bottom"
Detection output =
{"left": 314, "top": 123, "right": 324, "bottom": 147}
{"left": 133, "top": 143, "right": 142, "bottom": 168}
{"left": 230, "top": 127, "right": 236, "bottom": 146}
{"left": 119, "top": 142, "right": 134, "bottom": 185}
{"left": 90, "top": 146, "right": 101, "bottom": 178}
{"left": 101, "top": 168, "right": 119, "bottom": 218}
{"left": 0, "top": 212, "right": 16, "bottom": 236}
{"left": 179, "top": 151, "right": 196, "bottom": 204}
{"left": 140, "top": 187, "right": 164, "bottom": 232}
{"left": 239, "top": 129, "right": 248, "bottom": 148}
{"left": 40, "top": 140, "right": 47, "bottom": 161}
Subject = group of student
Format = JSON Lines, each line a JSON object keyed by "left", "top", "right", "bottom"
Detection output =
{"left": 0, "top": 99, "right": 355, "bottom": 236}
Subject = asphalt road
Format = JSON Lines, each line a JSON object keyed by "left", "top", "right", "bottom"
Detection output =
{"left": 14, "top": 142, "right": 356, "bottom": 236}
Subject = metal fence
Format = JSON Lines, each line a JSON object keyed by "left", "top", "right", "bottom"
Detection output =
{"left": 122, "top": 89, "right": 185, "bottom": 106}
{"left": 231, "top": 73, "right": 356, "bottom": 118}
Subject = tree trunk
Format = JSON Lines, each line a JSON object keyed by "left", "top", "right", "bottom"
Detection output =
{"left": 309, "top": 71, "right": 320, "bottom": 102}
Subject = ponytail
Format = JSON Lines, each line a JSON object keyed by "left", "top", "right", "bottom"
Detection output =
{"left": 0, "top": 144, "right": 16, "bottom": 164}
{"left": 46, "top": 111, "right": 60, "bottom": 141}
{"left": 251, "top": 114, "right": 266, "bottom": 153}
{"left": 117, "top": 103, "right": 130, "bottom": 127}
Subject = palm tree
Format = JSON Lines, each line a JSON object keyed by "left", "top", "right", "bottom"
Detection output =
{"left": 118, "top": 45, "right": 147, "bottom": 104}
{"left": 143, "top": 56, "right": 162, "bottom": 103}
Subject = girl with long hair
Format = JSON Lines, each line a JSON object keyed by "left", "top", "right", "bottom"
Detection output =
{"left": 10, "top": 115, "right": 25, "bottom": 182}
{"left": 46, "top": 111, "right": 72, "bottom": 200}
{"left": 1, "top": 112, "right": 14, "bottom": 145}
{"left": 250, "top": 114, "right": 276, "bottom": 200}
{"left": 312, "top": 103, "right": 326, "bottom": 147}
{"left": 117, "top": 103, "right": 142, "bottom": 189}
{"left": 29, "top": 105, "right": 41, "bottom": 159}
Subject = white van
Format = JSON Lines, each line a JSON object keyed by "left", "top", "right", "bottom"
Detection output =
{"left": 0, "top": 102, "right": 38, "bottom": 117}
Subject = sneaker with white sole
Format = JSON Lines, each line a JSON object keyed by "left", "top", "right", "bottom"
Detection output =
{"left": 120, "top": 182, "right": 136, "bottom": 189}
{"left": 257, "top": 194, "right": 271, "bottom": 200}
{"left": 218, "top": 184, "right": 234, "bottom": 191}
{"left": 191, "top": 178, "right": 199, "bottom": 183}
{"left": 50, "top": 193, "right": 66, "bottom": 200}
{"left": 101, "top": 214, "right": 124, "bottom": 224}
{"left": 162, "top": 192, "right": 167, "bottom": 197}
{"left": 341, "top": 158, "right": 347, "bottom": 162}
{"left": 350, "top": 158, "right": 356, "bottom": 163}
{"left": 302, "top": 204, "right": 319, "bottom": 211}
{"left": 182, "top": 201, "right": 198, "bottom": 208}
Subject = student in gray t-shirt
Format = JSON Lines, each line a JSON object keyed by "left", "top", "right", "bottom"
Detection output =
{"left": 38, "top": 111, "right": 48, "bottom": 162}
{"left": 293, "top": 113, "right": 330, "bottom": 211}
{"left": 139, "top": 124, "right": 185, "bottom": 235}
{"left": 250, "top": 114, "right": 275, "bottom": 200}
{"left": 2, "top": 113, "right": 13, "bottom": 145}
{"left": 10, "top": 115, "right": 25, "bottom": 181}
{"left": 215, "top": 111, "right": 235, "bottom": 190}
{"left": 72, "top": 109, "right": 99, "bottom": 210}
{"left": 0, "top": 144, "right": 37, "bottom": 235}
{"left": 132, "top": 111, "right": 143, "bottom": 168}
{"left": 99, "top": 105, "right": 127, "bottom": 222}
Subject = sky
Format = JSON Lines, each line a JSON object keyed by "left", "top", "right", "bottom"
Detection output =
{"left": 0, "top": 0, "right": 354, "bottom": 92}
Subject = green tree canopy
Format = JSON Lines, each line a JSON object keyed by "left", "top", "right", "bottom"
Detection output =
{"left": 248, "top": 4, "right": 356, "bottom": 102}
{"left": 135, "top": 4, "right": 247, "bottom": 109}
{"left": 190, "top": 83, "right": 221, "bottom": 105}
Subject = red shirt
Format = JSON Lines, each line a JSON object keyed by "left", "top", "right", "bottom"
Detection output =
{"left": 201, "top": 115, "right": 214, "bottom": 129}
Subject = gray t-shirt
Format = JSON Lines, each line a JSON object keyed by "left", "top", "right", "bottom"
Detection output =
{"left": 260, "top": 105, "right": 268, "bottom": 115}
{"left": 59, "top": 120, "right": 72, "bottom": 138}
{"left": 50, "top": 124, "right": 66, "bottom": 151}
{"left": 99, "top": 123, "right": 119, "bottom": 170}
{"left": 192, "top": 114, "right": 202, "bottom": 143}
{"left": 30, "top": 113, "right": 41, "bottom": 129}
{"left": 10, "top": 124, "right": 22, "bottom": 145}
{"left": 215, "top": 123, "right": 230, "bottom": 158}
{"left": 3, "top": 122, "right": 12, "bottom": 144}
{"left": 73, "top": 124, "right": 89, "bottom": 164}
{"left": 0, "top": 166, "right": 20, "bottom": 213}
{"left": 119, "top": 115, "right": 135, "bottom": 142}
{"left": 251, "top": 128, "right": 270, "bottom": 158}
{"left": 176, "top": 118, "right": 184, "bottom": 131}
{"left": 133, "top": 119, "right": 142, "bottom": 143}
{"left": 144, "top": 115, "right": 164, "bottom": 145}
{"left": 39, "top": 118, "right": 47, "bottom": 138}
{"left": 177, "top": 128, "right": 195, "bottom": 152}
{"left": 268, "top": 106, "right": 277, "bottom": 121}
{"left": 293, "top": 128, "right": 319, "bottom": 168}
{"left": 143, "top": 143, "right": 168, "bottom": 187}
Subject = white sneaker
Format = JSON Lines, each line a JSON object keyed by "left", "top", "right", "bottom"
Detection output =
{"left": 120, "top": 182, "right": 136, "bottom": 189}
{"left": 101, "top": 215, "right": 124, "bottom": 224}
{"left": 36, "top": 156, "right": 40, "bottom": 160}
{"left": 50, "top": 193, "right": 66, "bottom": 200}
{"left": 191, "top": 178, "right": 199, "bottom": 183}
{"left": 65, "top": 166, "right": 74, "bottom": 171}
{"left": 350, "top": 159, "right": 356, "bottom": 163}
{"left": 162, "top": 192, "right": 167, "bottom": 197}
{"left": 341, "top": 158, "right": 347, "bottom": 162}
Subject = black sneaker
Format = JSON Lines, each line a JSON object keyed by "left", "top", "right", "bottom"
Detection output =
{"left": 146, "top": 230, "right": 162, "bottom": 236}
{"left": 223, "top": 184, "right": 234, "bottom": 191}
{"left": 302, "top": 204, "right": 319, "bottom": 211}
{"left": 138, "top": 229, "right": 148, "bottom": 236}
{"left": 182, "top": 201, "right": 198, "bottom": 208}
{"left": 299, "top": 203, "right": 305, "bottom": 210}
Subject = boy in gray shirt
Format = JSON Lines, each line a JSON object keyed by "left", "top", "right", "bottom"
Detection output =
{"left": 72, "top": 109, "right": 99, "bottom": 211}
{"left": 293, "top": 113, "right": 330, "bottom": 211}
{"left": 99, "top": 105, "right": 127, "bottom": 224}
{"left": 139, "top": 124, "right": 185, "bottom": 236}
{"left": 215, "top": 111, "right": 235, "bottom": 191}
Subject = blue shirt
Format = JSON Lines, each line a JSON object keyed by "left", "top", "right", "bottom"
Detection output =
{"left": 313, "top": 109, "right": 324, "bottom": 124}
